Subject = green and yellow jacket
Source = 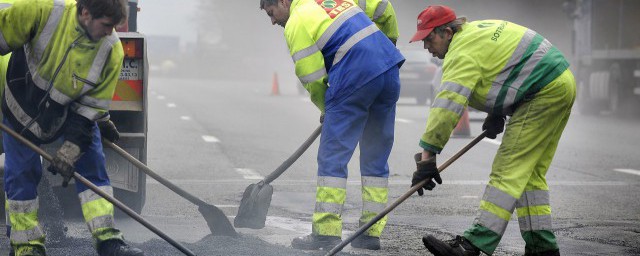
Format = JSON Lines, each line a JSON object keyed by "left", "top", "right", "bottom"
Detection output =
{"left": 421, "top": 20, "right": 569, "bottom": 153}
{"left": 0, "top": 0, "right": 124, "bottom": 146}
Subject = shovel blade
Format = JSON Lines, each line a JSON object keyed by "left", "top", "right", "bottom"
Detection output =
{"left": 198, "top": 203, "right": 237, "bottom": 236}
{"left": 234, "top": 182, "right": 273, "bottom": 229}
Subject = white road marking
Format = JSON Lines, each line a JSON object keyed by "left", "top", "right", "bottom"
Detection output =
{"left": 461, "top": 195, "right": 479, "bottom": 199}
{"left": 215, "top": 205, "right": 239, "bottom": 208}
{"left": 235, "top": 168, "right": 264, "bottom": 180}
{"left": 395, "top": 118, "right": 413, "bottom": 124}
{"left": 201, "top": 135, "right": 220, "bottom": 143}
{"left": 614, "top": 168, "right": 640, "bottom": 176}
{"left": 264, "top": 216, "right": 312, "bottom": 235}
{"left": 157, "top": 95, "right": 165, "bottom": 100}
{"left": 180, "top": 116, "right": 191, "bottom": 121}
{"left": 482, "top": 138, "right": 502, "bottom": 145}
{"left": 167, "top": 103, "right": 176, "bottom": 108}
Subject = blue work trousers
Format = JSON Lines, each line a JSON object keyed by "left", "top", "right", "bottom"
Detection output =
{"left": 3, "top": 118, "right": 111, "bottom": 200}
{"left": 318, "top": 66, "right": 400, "bottom": 179}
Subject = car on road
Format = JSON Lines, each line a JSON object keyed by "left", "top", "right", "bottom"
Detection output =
{"left": 399, "top": 48, "right": 439, "bottom": 105}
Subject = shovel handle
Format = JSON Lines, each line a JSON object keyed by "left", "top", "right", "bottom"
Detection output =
{"left": 0, "top": 123, "right": 196, "bottom": 256}
{"left": 325, "top": 131, "right": 488, "bottom": 256}
{"left": 103, "top": 140, "right": 208, "bottom": 207}
{"left": 263, "top": 125, "right": 322, "bottom": 184}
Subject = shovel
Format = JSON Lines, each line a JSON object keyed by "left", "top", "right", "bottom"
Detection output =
{"left": 325, "top": 131, "right": 488, "bottom": 256}
{"left": 0, "top": 123, "right": 197, "bottom": 256}
{"left": 234, "top": 125, "right": 322, "bottom": 229}
{"left": 103, "top": 140, "right": 237, "bottom": 236}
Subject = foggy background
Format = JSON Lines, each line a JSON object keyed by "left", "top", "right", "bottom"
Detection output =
{"left": 136, "top": 0, "right": 580, "bottom": 93}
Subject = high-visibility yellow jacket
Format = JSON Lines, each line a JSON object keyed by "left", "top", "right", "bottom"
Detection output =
{"left": 420, "top": 20, "right": 570, "bottom": 153}
{"left": 354, "top": 0, "right": 398, "bottom": 43}
{"left": 0, "top": 0, "right": 124, "bottom": 145}
{"left": 288, "top": 0, "right": 404, "bottom": 112}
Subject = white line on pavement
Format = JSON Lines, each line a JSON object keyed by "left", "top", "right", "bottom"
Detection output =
{"left": 461, "top": 195, "right": 479, "bottom": 199}
{"left": 614, "top": 168, "right": 640, "bottom": 176}
{"left": 395, "top": 118, "right": 413, "bottom": 124}
{"left": 201, "top": 135, "right": 220, "bottom": 143}
{"left": 167, "top": 103, "right": 176, "bottom": 108}
{"left": 482, "top": 138, "right": 502, "bottom": 145}
{"left": 157, "top": 95, "right": 165, "bottom": 100}
{"left": 180, "top": 116, "right": 191, "bottom": 121}
{"left": 235, "top": 168, "right": 264, "bottom": 180}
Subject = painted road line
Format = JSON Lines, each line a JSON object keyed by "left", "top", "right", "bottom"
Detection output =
{"left": 461, "top": 195, "right": 479, "bottom": 199}
{"left": 482, "top": 138, "right": 502, "bottom": 146}
{"left": 614, "top": 168, "right": 640, "bottom": 176}
{"left": 167, "top": 103, "right": 176, "bottom": 108}
{"left": 395, "top": 118, "right": 413, "bottom": 124}
{"left": 180, "top": 116, "right": 191, "bottom": 121}
{"left": 264, "top": 216, "right": 312, "bottom": 235}
{"left": 157, "top": 95, "right": 165, "bottom": 100}
{"left": 235, "top": 168, "right": 264, "bottom": 180}
{"left": 215, "top": 205, "right": 239, "bottom": 208}
{"left": 201, "top": 135, "right": 220, "bottom": 143}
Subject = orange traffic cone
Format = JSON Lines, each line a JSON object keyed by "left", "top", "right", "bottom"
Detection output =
{"left": 271, "top": 72, "right": 280, "bottom": 96}
{"left": 451, "top": 108, "right": 472, "bottom": 138}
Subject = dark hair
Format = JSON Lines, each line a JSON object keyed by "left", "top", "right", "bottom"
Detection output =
{"left": 76, "top": 0, "right": 128, "bottom": 25}
{"left": 434, "top": 17, "right": 467, "bottom": 37}
{"left": 260, "top": 0, "right": 290, "bottom": 9}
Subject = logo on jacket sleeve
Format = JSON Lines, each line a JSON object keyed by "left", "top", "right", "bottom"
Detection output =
{"left": 316, "top": 0, "right": 354, "bottom": 19}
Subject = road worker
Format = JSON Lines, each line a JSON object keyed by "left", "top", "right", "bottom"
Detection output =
{"left": 409, "top": 5, "right": 575, "bottom": 256}
{"left": 260, "top": 0, "right": 404, "bottom": 251}
{"left": 0, "top": 0, "right": 143, "bottom": 255}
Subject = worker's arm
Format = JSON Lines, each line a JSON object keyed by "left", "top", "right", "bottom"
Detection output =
{"left": 359, "top": 0, "right": 399, "bottom": 44}
{"left": 0, "top": 0, "right": 41, "bottom": 55}
{"left": 65, "top": 36, "right": 124, "bottom": 149}
{"left": 285, "top": 10, "right": 328, "bottom": 112}
{"left": 419, "top": 54, "right": 480, "bottom": 154}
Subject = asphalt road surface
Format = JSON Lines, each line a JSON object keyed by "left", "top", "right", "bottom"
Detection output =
{"left": 0, "top": 77, "right": 638, "bottom": 256}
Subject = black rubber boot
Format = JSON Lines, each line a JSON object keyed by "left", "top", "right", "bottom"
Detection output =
{"left": 291, "top": 234, "right": 341, "bottom": 250}
{"left": 422, "top": 235, "right": 481, "bottom": 256}
{"left": 97, "top": 239, "right": 144, "bottom": 256}
{"left": 350, "top": 235, "right": 380, "bottom": 250}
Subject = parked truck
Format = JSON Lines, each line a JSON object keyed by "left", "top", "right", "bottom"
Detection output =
{"left": 565, "top": 0, "right": 640, "bottom": 115}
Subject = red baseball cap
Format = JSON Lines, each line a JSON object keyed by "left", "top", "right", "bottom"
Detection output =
{"left": 409, "top": 5, "right": 457, "bottom": 43}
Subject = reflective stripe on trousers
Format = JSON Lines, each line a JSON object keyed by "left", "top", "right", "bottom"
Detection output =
{"left": 464, "top": 69, "right": 576, "bottom": 254}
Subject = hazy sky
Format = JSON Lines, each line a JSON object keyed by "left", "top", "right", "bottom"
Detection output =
{"left": 137, "top": 0, "right": 199, "bottom": 43}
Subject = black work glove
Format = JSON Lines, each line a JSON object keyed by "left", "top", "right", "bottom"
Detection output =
{"left": 98, "top": 120, "right": 120, "bottom": 143}
{"left": 482, "top": 115, "right": 506, "bottom": 139}
{"left": 411, "top": 153, "right": 442, "bottom": 196}
{"left": 319, "top": 114, "right": 325, "bottom": 124}
{"left": 47, "top": 141, "right": 82, "bottom": 187}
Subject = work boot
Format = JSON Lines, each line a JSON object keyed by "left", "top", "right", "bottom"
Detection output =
{"left": 97, "top": 239, "right": 144, "bottom": 256}
{"left": 291, "top": 234, "right": 341, "bottom": 250}
{"left": 350, "top": 235, "right": 380, "bottom": 250}
{"left": 422, "top": 235, "right": 480, "bottom": 256}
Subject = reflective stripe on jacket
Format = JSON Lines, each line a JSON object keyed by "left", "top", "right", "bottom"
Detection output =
{"left": 355, "top": 0, "right": 398, "bottom": 43}
{"left": 288, "top": 0, "right": 404, "bottom": 112}
{"left": 420, "top": 20, "right": 569, "bottom": 153}
{"left": 0, "top": 0, "right": 123, "bottom": 142}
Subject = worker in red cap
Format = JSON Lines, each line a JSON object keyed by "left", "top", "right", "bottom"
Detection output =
{"left": 408, "top": 5, "right": 575, "bottom": 256}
